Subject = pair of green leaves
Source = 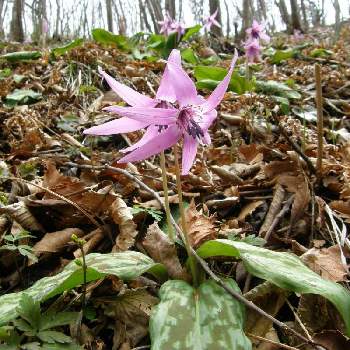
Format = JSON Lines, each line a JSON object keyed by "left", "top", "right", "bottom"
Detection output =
{"left": 0, "top": 241, "right": 349, "bottom": 349}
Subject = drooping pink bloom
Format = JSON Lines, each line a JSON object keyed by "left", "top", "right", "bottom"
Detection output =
{"left": 158, "top": 12, "right": 174, "bottom": 36}
{"left": 171, "top": 21, "right": 185, "bottom": 40}
{"left": 246, "top": 20, "right": 270, "bottom": 43}
{"left": 117, "top": 49, "right": 239, "bottom": 175}
{"left": 244, "top": 39, "right": 261, "bottom": 62}
{"left": 84, "top": 50, "right": 181, "bottom": 153}
{"left": 292, "top": 29, "right": 304, "bottom": 42}
{"left": 203, "top": 8, "right": 221, "bottom": 31}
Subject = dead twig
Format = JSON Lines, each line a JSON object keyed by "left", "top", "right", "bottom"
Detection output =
{"left": 315, "top": 64, "right": 324, "bottom": 183}
{"left": 264, "top": 195, "right": 295, "bottom": 242}
{"left": 271, "top": 114, "right": 317, "bottom": 175}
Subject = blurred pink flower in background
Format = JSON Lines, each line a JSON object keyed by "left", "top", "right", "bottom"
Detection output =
{"left": 42, "top": 18, "right": 49, "bottom": 34}
{"left": 244, "top": 39, "right": 261, "bottom": 62}
{"left": 159, "top": 12, "right": 174, "bottom": 36}
{"left": 246, "top": 20, "right": 270, "bottom": 44}
{"left": 203, "top": 9, "right": 221, "bottom": 32}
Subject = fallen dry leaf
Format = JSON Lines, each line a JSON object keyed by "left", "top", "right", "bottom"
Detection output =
{"left": 143, "top": 222, "right": 189, "bottom": 281}
{"left": 302, "top": 245, "right": 349, "bottom": 282}
{"left": 110, "top": 197, "right": 138, "bottom": 252}
{"left": 33, "top": 228, "right": 84, "bottom": 254}
{"left": 185, "top": 200, "right": 216, "bottom": 248}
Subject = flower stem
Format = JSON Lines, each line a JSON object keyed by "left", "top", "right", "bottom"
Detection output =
{"left": 173, "top": 144, "right": 198, "bottom": 286}
{"left": 160, "top": 151, "right": 175, "bottom": 241}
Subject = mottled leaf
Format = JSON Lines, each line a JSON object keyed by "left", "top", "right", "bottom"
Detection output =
{"left": 197, "top": 239, "right": 350, "bottom": 336}
{"left": 150, "top": 279, "right": 252, "bottom": 350}
{"left": 0, "top": 251, "right": 166, "bottom": 325}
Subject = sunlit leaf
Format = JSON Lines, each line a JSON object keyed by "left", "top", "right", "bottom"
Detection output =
{"left": 51, "top": 39, "right": 84, "bottom": 57}
{"left": 0, "top": 51, "right": 42, "bottom": 62}
{"left": 197, "top": 239, "right": 350, "bottom": 336}
{"left": 0, "top": 252, "right": 166, "bottom": 325}
{"left": 150, "top": 279, "right": 251, "bottom": 350}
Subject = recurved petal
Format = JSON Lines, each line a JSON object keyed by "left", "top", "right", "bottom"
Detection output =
{"left": 98, "top": 67, "right": 156, "bottom": 107}
{"left": 156, "top": 49, "right": 182, "bottom": 103}
{"left": 103, "top": 106, "right": 177, "bottom": 125}
{"left": 84, "top": 117, "right": 149, "bottom": 135}
{"left": 167, "top": 60, "right": 198, "bottom": 107}
{"left": 182, "top": 134, "right": 198, "bottom": 175}
{"left": 118, "top": 125, "right": 181, "bottom": 163}
{"left": 120, "top": 125, "right": 160, "bottom": 153}
{"left": 202, "top": 50, "right": 238, "bottom": 113}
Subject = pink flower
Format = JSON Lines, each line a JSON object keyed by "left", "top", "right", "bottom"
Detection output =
{"left": 246, "top": 20, "right": 270, "bottom": 44}
{"left": 171, "top": 21, "right": 185, "bottom": 40}
{"left": 203, "top": 8, "right": 221, "bottom": 31}
{"left": 159, "top": 12, "right": 174, "bottom": 36}
{"left": 244, "top": 39, "right": 261, "bottom": 62}
{"left": 292, "top": 29, "right": 304, "bottom": 42}
{"left": 117, "top": 49, "right": 238, "bottom": 174}
{"left": 84, "top": 50, "right": 181, "bottom": 153}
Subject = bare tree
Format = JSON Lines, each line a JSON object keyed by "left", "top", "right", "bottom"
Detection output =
{"left": 10, "top": 0, "right": 24, "bottom": 42}
{"left": 165, "top": 0, "right": 175, "bottom": 19}
{"left": 240, "top": 0, "right": 252, "bottom": 39}
{"left": 332, "top": 0, "right": 341, "bottom": 38}
{"left": 0, "top": 0, "right": 9, "bottom": 39}
{"left": 191, "top": 0, "right": 204, "bottom": 23}
{"left": 275, "top": 0, "right": 291, "bottom": 31}
{"left": 290, "top": 0, "right": 302, "bottom": 31}
{"left": 106, "top": 0, "right": 113, "bottom": 32}
{"left": 223, "top": 0, "right": 230, "bottom": 37}
{"left": 209, "top": 0, "right": 222, "bottom": 36}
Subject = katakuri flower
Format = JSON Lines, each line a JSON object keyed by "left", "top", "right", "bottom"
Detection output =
{"left": 158, "top": 12, "right": 174, "bottom": 36}
{"left": 117, "top": 49, "right": 239, "bottom": 175}
{"left": 244, "top": 38, "right": 261, "bottom": 62}
{"left": 203, "top": 8, "right": 221, "bottom": 32}
{"left": 84, "top": 50, "right": 181, "bottom": 154}
{"left": 246, "top": 20, "right": 270, "bottom": 44}
{"left": 171, "top": 21, "right": 185, "bottom": 40}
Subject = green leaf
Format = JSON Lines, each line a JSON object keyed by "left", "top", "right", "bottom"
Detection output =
{"left": 194, "top": 65, "right": 254, "bottom": 94}
{"left": 182, "top": 25, "right": 201, "bottom": 41}
{"left": 13, "top": 74, "right": 26, "bottom": 83}
{"left": 0, "top": 252, "right": 166, "bottom": 325}
{"left": 39, "top": 312, "right": 78, "bottom": 331}
{"left": 269, "top": 48, "right": 297, "bottom": 64}
{"left": 162, "top": 32, "right": 178, "bottom": 58}
{"left": 181, "top": 48, "right": 199, "bottom": 64}
{"left": 37, "top": 330, "right": 72, "bottom": 343}
{"left": 255, "top": 80, "right": 301, "bottom": 99}
{"left": 41, "top": 343, "right": 81, "bottom": 350}
{"left": 150, "top": 279, "right": 251, "bottom": 350}
{"left": 18, "top": 247, "right": 38, "bottom": 262}
{"left": 197, "top": 239, "right": 350, "bottom": 336}
{"left": 17, "top": 294, "right": 41, "bottom": 331}
{"left": 310, "top": 48, "right": 333, "bottom": 58}
{"left": 92, "top": 28, "right": 130, "bottom": 51}
{"left": 0, "top": 51, "right": 42, "bottom": 62}
{"left": 5, "top": 89, "right": 42, "bottom": 107}
{"left": 0, "top": 68, "right": 12, "bottom": 79}
{"left": 51, "top": 39, "right": 84, "bottom": 57}
{"left": 12, "top": 318, "right": 34, "bottom": 333}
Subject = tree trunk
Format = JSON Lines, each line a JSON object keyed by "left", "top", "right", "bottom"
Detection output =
{"left": 300, "top": 0, "right": 308, "bottom": 31}
{"left": 290, "top": 0, "right": 302, "bottom": 32}
{"left": 209, "top": 0, "right": 222, "bottom": 36}
{"left": 165, "top": 0, "right": 175, "bottom": 19}
{"left": 10, "top": 0, "right": 24, "bottom": 42}
{"left": 106, "top": 0, "right": 113, "bottom": 32}
{"left": 240, "top": 0, "right": 251, "bottom": 39}
{"left": 139, "top": 0, "right": 152, "bottom": 32}
{"left": 333, "top": 0, "right": 341, "bottom": 38}
{"left": 223, "top": 0, "right": 230, "bottom": 37}
{"left": 0, "top": 0, "right": 8, "bottom": 39}
{"left": 275, "top": 0, "right": 291, "bottom": 32}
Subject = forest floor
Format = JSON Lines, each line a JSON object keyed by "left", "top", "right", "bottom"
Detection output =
{"left": 0, "top": 25, "right": 350, "bottom": 350}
